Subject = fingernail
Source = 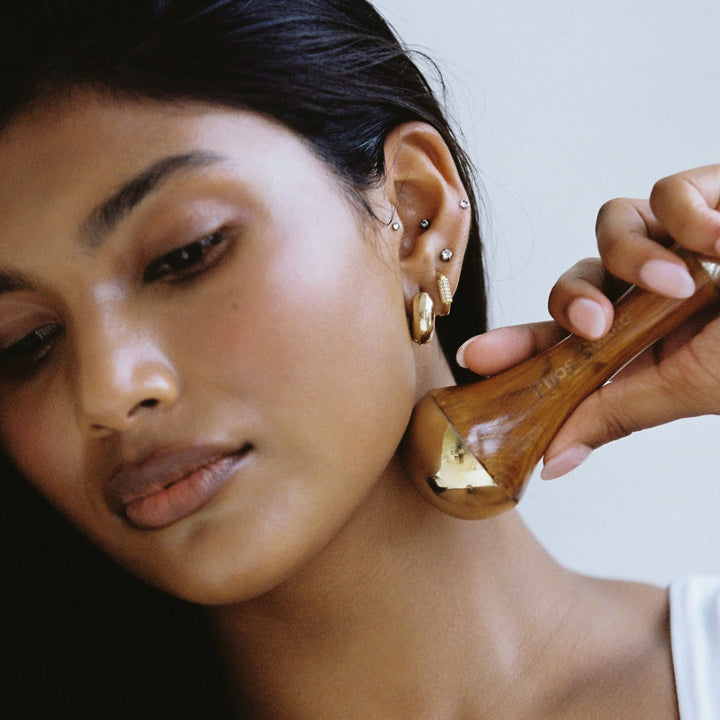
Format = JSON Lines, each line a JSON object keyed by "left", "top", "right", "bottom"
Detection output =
{"left": 567, "top": 298, "right": 606, "bottom": 339}
{"left": 456, "top": 338, "right": 472, "bottom": 368}
{"left": 639, "top": 259, "right": 695, "bottom": 298}
{"left": 540, "top": 444, "right": 592, "bottom": 480}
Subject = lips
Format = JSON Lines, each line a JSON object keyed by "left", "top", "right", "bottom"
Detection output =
{"left": 105, "top": 444, "right": 252, "bottom": 530}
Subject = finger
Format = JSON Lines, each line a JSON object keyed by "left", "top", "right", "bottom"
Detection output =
{"left": 540, "top": 331, "right": 720, "bottom": 479}
{"left": 610, "top": 308, "right": 716, "bottom": 382}
{"left": 595, "top": 198, "right": 696, "bottom": 298}
{"left": 650, "top": 166, "right": 720, "bottom": 256}
{"left": 547, "top": 258, "right": 615, "bottom": 339}
{"left": 456, "top": 321, "right": 565, "bottom": 375}
{"left": 540, "top": 374, "right": 682, "bottom": 480}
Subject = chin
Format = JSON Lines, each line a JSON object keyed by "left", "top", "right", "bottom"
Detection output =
{"left": 123, "top": 553, "right": 274, "bottom": 607}
{"left": 112, "top": 516, "right": 328, "bottom": 607}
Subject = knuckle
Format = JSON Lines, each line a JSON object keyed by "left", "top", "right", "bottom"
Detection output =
{"left": 650, "top": 175, "right": 700, "bottom": 241}
{"left": 547, "top": 282, "right": 562, "bottom": 314}
{"left": 649, "top": 176, "right": 674, "bottom": 209}
{"left": 575, "top": 389, "right": 636, "bottom": 449}
{"left": 601, "top": 408, "right": 637, "bottom": 445}
{"left": 575, "top": 257, "right": 605, "bottom": 285}
{"left": 664, "top": 341, "right": 720, "bottom": 411}
{"left": 590, "top": 385, "right": 639, "bottom": 446}
{"left": 595, "top": 198, "right": 627, "bottom": 234}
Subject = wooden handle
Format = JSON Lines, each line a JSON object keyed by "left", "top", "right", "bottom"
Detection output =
{"left": 419, "top": 248, "right": 720, "bottom": 517}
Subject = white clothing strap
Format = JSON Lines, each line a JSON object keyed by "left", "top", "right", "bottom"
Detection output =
{"left": 670, "top": 576, "right": 720, "bottom": 720}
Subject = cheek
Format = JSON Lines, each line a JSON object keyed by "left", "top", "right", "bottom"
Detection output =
{"left": 176, "top": 230, "right": 417, "bottom": 495}
{"left": 178, "top": 218, "right": 417, "bottom": 430}
{"left": 235, "top": 245, "right": 414, "bottom": 431}
{"left": 269, "top": 260, "right": 414, "bottom": 495}
{"left": 0, "top": 393, "right": 89, "bottom": 521}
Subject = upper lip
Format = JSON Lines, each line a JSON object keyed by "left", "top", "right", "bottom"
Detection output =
{"left": 104, "top": 443, "right": 251, "bottom": 515}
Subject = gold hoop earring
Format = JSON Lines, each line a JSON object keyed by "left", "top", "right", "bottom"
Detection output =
{"left": 411, "top": 292, "right": 435, "bottom": 344}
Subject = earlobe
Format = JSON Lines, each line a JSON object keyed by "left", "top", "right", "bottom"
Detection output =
{"left": 382, "top": 122, "right": 471, "bottom": 338}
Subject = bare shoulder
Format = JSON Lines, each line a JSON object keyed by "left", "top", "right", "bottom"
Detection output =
{"left": 542, "top": 576, "right": 680, "bottom": 720}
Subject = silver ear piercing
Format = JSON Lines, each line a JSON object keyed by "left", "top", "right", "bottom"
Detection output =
{"left": 459, "top": 199, "right": 470, "bottom": 209}
{"left": 440, "top": 248, "right": 453, "bottom": 262}
{"left": 419, "top": 218, "right": 431, "bottom": 230}
{"left": 391, "top": 221, "right": 401, "bottom": 231}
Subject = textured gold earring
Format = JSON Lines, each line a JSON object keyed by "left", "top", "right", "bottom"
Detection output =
{"left": 436, "top": 272, "right": 453, "bottom": 316}
{"left": 411, "top": 291, "right": 435, "bottom": 344}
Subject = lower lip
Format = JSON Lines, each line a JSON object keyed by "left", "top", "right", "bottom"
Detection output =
{"left": 123, "top": 451, "right": 248, "bottom": 530}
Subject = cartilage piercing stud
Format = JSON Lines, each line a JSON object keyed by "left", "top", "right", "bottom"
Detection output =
{"left": 459, "top": 199, "right": 470, "bottom": 209}
{"left": 440, "top": 249, "right": 453, "bottom": 262}
{"left": 391, "top": 221, "right": 401, "bottom": 231}
{"left": 420, "top": 219, "right": 431, "bottom": 230}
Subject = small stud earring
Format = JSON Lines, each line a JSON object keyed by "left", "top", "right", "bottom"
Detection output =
{"left": 459, "top": 199, "right": 470, "bottom": 209}
{"left": 411, "top": 292, "right": 435, "bottom": 344}
{"left": 440, "top": 248, "right": 453, "bottom": 262}
{"left": 391, "top": 221, "right": 401, "bottom": 231}
{"left": 436, "top": 272, "right": 453, "bottom": 316}
{"left": 419, "top": 218, "right": 431, "bottom": 230}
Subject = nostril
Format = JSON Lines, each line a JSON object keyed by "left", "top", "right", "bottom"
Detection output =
{"left": 127, "top": 397, "right": 160, "bottom": 419}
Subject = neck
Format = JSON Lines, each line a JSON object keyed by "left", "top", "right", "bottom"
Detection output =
{"left": 208, "top": 458, "right": 581, "bottom": 719}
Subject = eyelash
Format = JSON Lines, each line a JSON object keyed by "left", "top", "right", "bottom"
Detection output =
{"left": 143, "top": 230, "right": 229, "bottom": 283}
{"left": 0, "top": 323, "right": 63, "bottom": 377}
{"left": 0, "top": 230, "right": 231, "bottom": 379}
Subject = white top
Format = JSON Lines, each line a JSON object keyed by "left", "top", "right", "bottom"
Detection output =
{"left": 670, "top": 576, "right": 720, "bottom": 720}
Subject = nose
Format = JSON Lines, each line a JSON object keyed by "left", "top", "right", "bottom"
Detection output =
{"left": 73, "top": 323, "right": 179, "bottom": 436}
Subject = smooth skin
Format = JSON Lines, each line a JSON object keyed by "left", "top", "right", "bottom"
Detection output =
{"left": 3, "top": 91, "right": 717, "bottom": 719}
{"left": 0, "top": 94, "right": 445, "bottom": 605}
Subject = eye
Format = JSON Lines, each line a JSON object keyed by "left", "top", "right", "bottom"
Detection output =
{"left": 143, "top": 230, "right": 229, "bottom": 283}
{"left": 0, "top": 323, "right": 62, "bottom": 376}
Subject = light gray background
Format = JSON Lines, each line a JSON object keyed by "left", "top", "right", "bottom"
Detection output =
{"left": 375, "top": 0, "right": 720, "bottom": 584}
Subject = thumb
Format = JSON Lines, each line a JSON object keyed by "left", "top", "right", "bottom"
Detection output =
{"left": 539, "top": 361, "right": 708, "bottom": 480}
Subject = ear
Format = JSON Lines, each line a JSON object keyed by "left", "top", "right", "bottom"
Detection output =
{"left": 382, "top": 122, "right": 472, "bottom": 318}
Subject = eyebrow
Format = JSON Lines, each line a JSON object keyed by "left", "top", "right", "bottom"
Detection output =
{"left": 0, "top": 270, "right": 33, "bottom": 295}
{"left": 80, "top": 150, "right": 227, "bottom": 248}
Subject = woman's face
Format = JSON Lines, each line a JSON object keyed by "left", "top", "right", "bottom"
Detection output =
{"left": 0, "top": 93, "right": 418, "bottom": 603}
